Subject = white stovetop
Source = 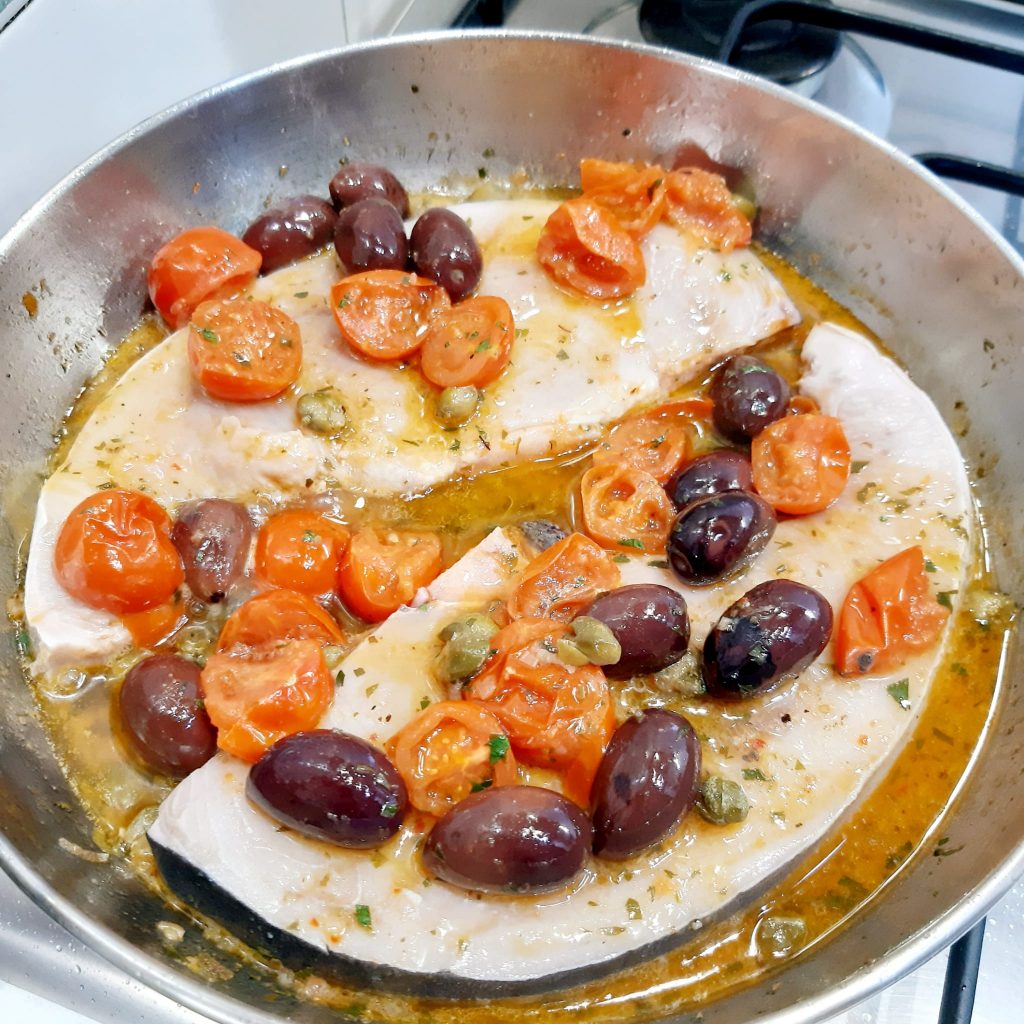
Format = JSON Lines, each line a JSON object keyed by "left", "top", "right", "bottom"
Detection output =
{"left": 1, "top": 2, "right": 1021, "bottom": 1023}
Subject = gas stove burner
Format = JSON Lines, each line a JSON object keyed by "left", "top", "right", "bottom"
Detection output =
{"left": 638, "top": 0, "right": 842, "bottom": 86}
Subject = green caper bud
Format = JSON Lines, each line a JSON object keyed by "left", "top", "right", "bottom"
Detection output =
{"left": 297, "top": 388, "right": 346, "bottom": 436}
{"left": 436, "top": 386, "right": 480, "bottom": 429}
{"left": 696, "top": 776, "right": 749, "bottom": 825}
{"left": 438, "top": 613, "right": 498, "bottom": 683}
{"left": 651, "top": 652, "right": 704, "bottom": 697}
{"left": 555, "top": 638, "right": 591, "bottom": 667}
{"left": 731, "top": 192, "right": 759, "bottom": 221}
{"left": 755, "top": 915, "right": 806, "bottom": 959}
{"left": 570, "top": 616, "right": 621, "bottom": 667}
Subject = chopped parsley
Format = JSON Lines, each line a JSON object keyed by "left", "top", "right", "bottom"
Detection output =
{"left": 195, "top": 327, "right": 218, "bottom": 344}
{"left": 851, "top": 460, "right": 868, "bottom": 474}
{"left": 474, "top": 338, "right": 492, "bottom": 354}
{"left": 488, "top": 734, "right": 510, "bottom": 763}
{"left": 381, "top": 800, "right": 398, "bottom": 819}
{"left": 648, "top": 559, "right": 670, "bottom": 569}
{"left": 419, "top": 696, "right": 432, "bottom": 710}
{"left": 294, "top": 291, "right": 308, "bottom": 298}
{"left": 337, "top": 292, "right": 352, "bottom": 308}
{"left": 618, "top": 538, "right": 644, "bottom": 550}
{"left": 887, "top": 678, "right": 911, "bottom": 710}
{"left": 556, "top": 348, "right": 569, "bottom": 361}
{"left": 924, "top": 557, "right": 938, "bottom": 573}
{"left": 742, "top": 767, "right": 767, "bottom": 782}
{"left": 471, "top": 779, "right": 493, "bottom": 793}
{"left": 937, "top": 590, "right": 957, "bottom": 609}
{"left": 612, "top": 554, "right": 630, "bottom": 564}
{"left": 336, "top": 669, "right": 345, "bottom": 686}
{"left": 625, "top": 898, "right": 642, "bottom": 921}
{"left": 14, "top": 630, "right": 30, "bottom": 658}
{"left": 302, "top": 530, "right": 318, "bottom": 543}
{"left": 354, "top": 904, "right": 372, "bottom": 930}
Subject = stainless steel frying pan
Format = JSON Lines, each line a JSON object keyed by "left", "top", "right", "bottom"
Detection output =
{"left": 0, "top": 30, "right": 1021, "bottom": 1024}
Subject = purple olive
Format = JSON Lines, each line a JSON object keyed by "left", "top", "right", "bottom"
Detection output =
{"left": 585, "top": 585, "right": 690, "bottom": 679}
{"left": 242, "top": 196, "right": 337, "bottom": 274}
{"left": 331, "top": 196, "right": 407, "bottom": 274}
{"left": 329, "top": 162, "right": 409, "bottom": 218}
{"left": 591, "top": 709, "right": 701, "bottom": 859}
{"left": 333, "top": 198, "right": 408, "bottom": 273}
{"left": 409, "top": 208, "right": 482, "bottom": 302}
{"left": 667, "top": 490, "right": 776, "bottom": 584}
{"left": 711, "top": 355, "right": 791, "bottom": 441}
{"left": 247, "top": 730, "right": 406, "bottom": 848}
{"left": 119, "top": 655, "right": 216, "bottom": 778}
{"left": 703, "top": 579, "right": 833, "bottom": 699}
{"left": 666, "top": 449, "right": 753, "bottom": 511}
{"left": 171, "top": 499, "right": 252, "bottom": 603}
{"left": 422, "top": 786, "right": 591, "bottom": 894}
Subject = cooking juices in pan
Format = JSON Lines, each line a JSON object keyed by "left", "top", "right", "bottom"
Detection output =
{"left": 9, "top": 163, "right": 1014, "bottom": 1020}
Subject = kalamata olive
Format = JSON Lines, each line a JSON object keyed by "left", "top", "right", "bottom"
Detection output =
{"left": 171, "top": 499, "right": 252, "bottom": 602}
{"left": 409, "top": 207, "right": 482, "bottom": 302}
{"left": 333, "top": 198, "right": 408, "bottom": 273}
{"left": 711, "top": 354, "right": 791, "bottom": 441}
{"left": 666, "top": 449, "right": 753, "bottom": 510}
{"left": 242, "top": 195, "right": 337, "bottom": 274}
{"left": 518, "top": 519, "right": 568, "bottom": 552}
{"left": 667, "top": 491, "right": 776, "bottom": 585}
{"left": 703, "top": 579, "right": 833, "bottom": 699}
{"left": 584, "top": 584, "right": 690, "bottom": 679}
{"left": 591, "top": 709, "right": 701, "bottom": 859}
{"left": 119, "top": 654, "right": 216, "bottom": 777}
{"left": 422, "top": 785, "right": 591, "bottom": 894}
{"left": 247, "top": 730, "right": 407, "bottom": 848}
{"left": 329, "top": 162, "right": 409, "bottom": 217}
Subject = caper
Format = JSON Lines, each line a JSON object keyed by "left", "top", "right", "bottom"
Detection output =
{"left": 569, "top": 616, "right": 621, "bottom": 667}
{"left": 555, "top": 638, "right": 590, "bottom": 667}
{"left": 436, "top": 386, "right": 480, "bottom": 429}
{"left": 754, "top": 915, "right": 806, "bottom": 959}
{"left": 438, "top": 613, "right": 498, "bottom": 683}
{"left": 731, "top": 192, "right": 759, "bottom": 221}
{"left": 651, "top": 651, "right": 705, "bottom": 697}
{"left": 696, "top": 776, "right": 749, "bottom": 825}
{"left": 297, "top": 388, "right": 347, "bottom": 436}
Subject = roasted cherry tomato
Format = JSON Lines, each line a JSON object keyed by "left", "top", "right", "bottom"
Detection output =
{"left": 465, "top": 617, "right": 615, "bottom": 806}
{"left": 54, "top": 489, "right": 183, "bottom": 615}
{"left": 835, "top": 547, "right": 950, "bottom": 677}
{"left": 121, "top": 591, "right": 188, "bottom": 648}
{"left": 148, "top": 226, "right": 261, "bottom": 329}
{"left": 419, "top": 295, "right": 514, "bottom": 389}
{"left": 255, "top": 509, "right": 350, "bottom": 598}
{"left": 592, "top": 412, "right": 691, "bottom": 484}
{"left": 201, "top": 639, "right": 333, "bottom": 762}
{"left": 387, "top": 701, "right": 517, "bottom": 816}
{"left": 752, "top": 413, "right": 852, "bottom": 516}
{"left": 507, "top": 532, "right": 620, "bottom": 622}
{"left": 330, "top": 270, "right": 451, "bottom": 361}
{"left": 580, "top": 462, "right": 674, "bottom": 554}
{"left": 662, "top": 168, "right": 752, "bottom": 252}
{"left": 187, "top": 297, "right": 302, "bottom": 402}
{"left": 338, "top": 528, "right": 443, "bottom": 623}
{"left": 217, "top": 589, "right": 345, "bottom": 652}
{"left": 579, "top": 158, "right": 667, "bottom": 239}
{"left": 536, "top": 197, "right": 645, "bottom": 300}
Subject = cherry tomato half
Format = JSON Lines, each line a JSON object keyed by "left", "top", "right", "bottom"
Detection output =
{"left": 330, "top": 270, "right": 451, "bottom": 361}
{"left": 148, "top": 226, "right": 261, "bottom": 329}
{"left": 338, "top": 528, "right": 444, "bottom": 623}
{"left": 54, "top": 489, "right": 183, "bottom": 614}
{"left": 466, "top": 617, "right": 615, "bottom": 806}
{"left": 201, "top": 639, "right": 333, "bottom": 762}
{"left": 217, "top": 589, "right": 346, "bottom": 652}
{"left": 580, "top": 463, "right": 674, "bottom": 554}
{"left": 387, "top": 701, "right": 517, "bottom": 816}
{"left": 662, "top": 168, "right": 752, "bottom": 252}
{"left": 255, "top": 509, "right": 350, "bottom": 598}
{"left": 537, "top": 197, "right": 646, "bottom": 300}
{"left": 419, "top": 295, "right": 514, "bottom": 389}
{"left": 835, "top": 546, "right": 950, "bottom": 676}
{"left": 187, "top": 297, "right": 302, "bottom": 402}
{"left": 751, "top": 413, "right": 852, "bottom": 516}
{"left": 507, "top": 532, "right": 620, "bottom": 622}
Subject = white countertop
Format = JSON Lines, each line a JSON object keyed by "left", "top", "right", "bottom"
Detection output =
{"left": 1, "top": 2, "right": 1021, "bottom": 1023}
